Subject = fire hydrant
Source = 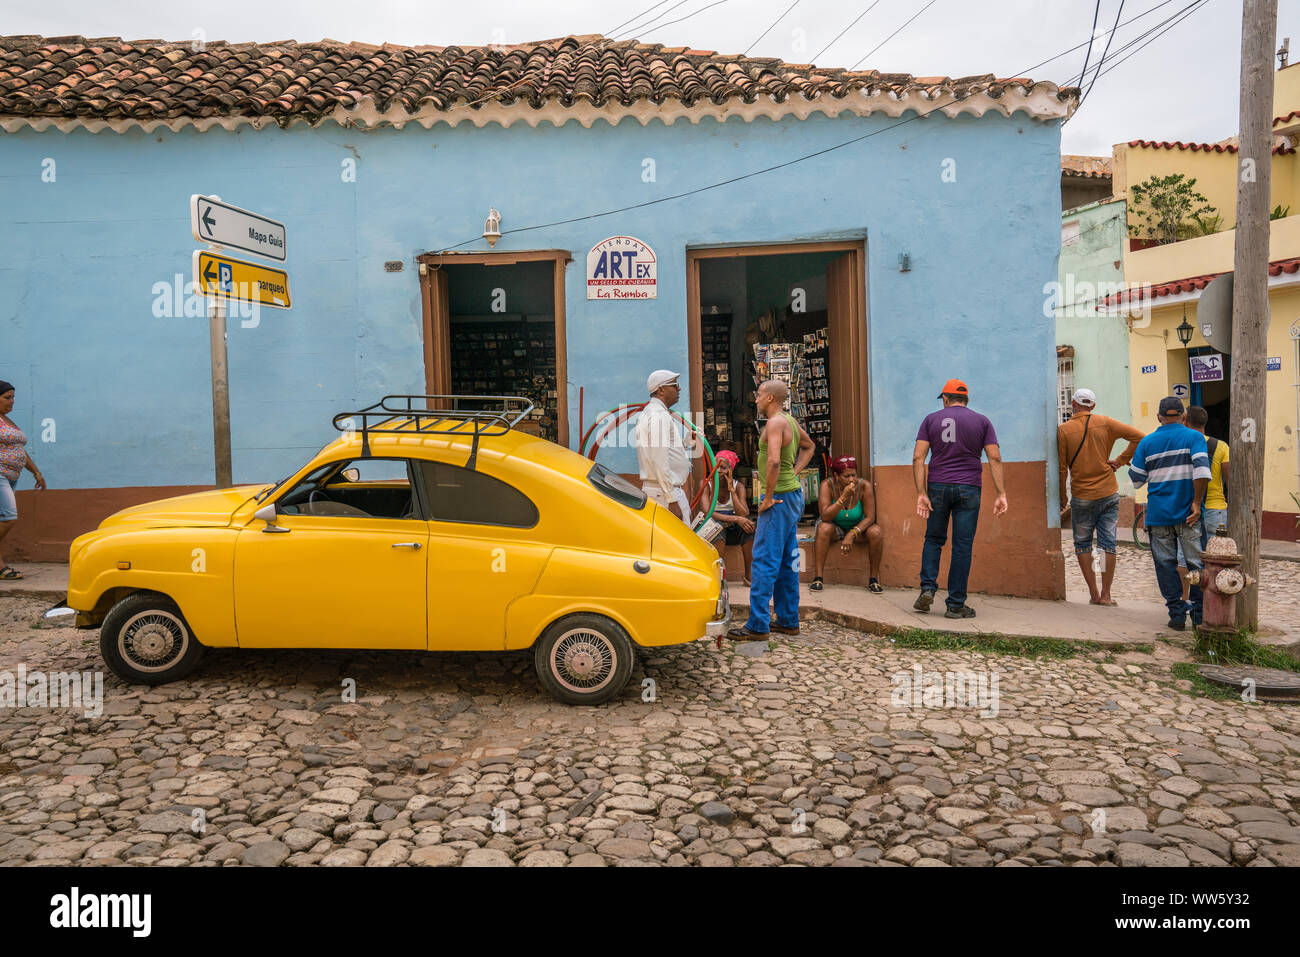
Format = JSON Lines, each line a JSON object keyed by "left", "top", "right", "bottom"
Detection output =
{"left": 1185, "top": 528, "right": 1256, "bottom": 634}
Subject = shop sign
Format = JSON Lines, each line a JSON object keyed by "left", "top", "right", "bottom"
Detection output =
{"left": 1172, "top": 383, "right": 1189, "bottom": 400}
{"left": 1267, "top": 356, "right": 1282, "bottom": 371}
{"left": 1190, "top": 352, "right": 1224, "bottom": 383}
{"left": 587, "top": 236, "right": 656, "bottom": 300}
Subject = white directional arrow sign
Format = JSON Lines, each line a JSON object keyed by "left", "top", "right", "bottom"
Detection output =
{"left": 190, "top": 195, "right": 287, "bottom": 261}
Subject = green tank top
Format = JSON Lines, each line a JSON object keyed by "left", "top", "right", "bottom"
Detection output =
{"left": 758, "top": 412, "right": 800, "bottom": 493}
{"left": 834, "top": 498, "right": 865, "bottom": 530}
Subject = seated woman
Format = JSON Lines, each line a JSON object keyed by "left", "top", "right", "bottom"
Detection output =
{"left": 711, "top": 450, "right": 755, "bottom": 584}
{"left": 812, "top": 455, "right": 884, "bottom": 593}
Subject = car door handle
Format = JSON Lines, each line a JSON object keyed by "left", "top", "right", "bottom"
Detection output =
{"left": 392, "top": 541, "right": 422, "bottom": 549}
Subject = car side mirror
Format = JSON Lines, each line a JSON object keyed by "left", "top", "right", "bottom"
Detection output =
{"left": 255, "top": 502, "right": 290, "bottom": 533}
{"left": 342, "top": 467, "right": 360, "bottom": 482}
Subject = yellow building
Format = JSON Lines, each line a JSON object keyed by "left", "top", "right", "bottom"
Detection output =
{"left": 1104, "top": 58, "right": 1300, "bottom": 541}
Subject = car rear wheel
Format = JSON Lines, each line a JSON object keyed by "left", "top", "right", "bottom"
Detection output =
{"left": 534, "top": 614, "right": 633, "bottom": 706}
{"left": 100, "top": 592, "right": 206, "bottom": 685}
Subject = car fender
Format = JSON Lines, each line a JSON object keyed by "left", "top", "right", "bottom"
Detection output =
{"left": 504, "top": 547, "right": 716, "bottom": 650}
{"left": 68, "top": 527, "right": 239, "bottom": 647}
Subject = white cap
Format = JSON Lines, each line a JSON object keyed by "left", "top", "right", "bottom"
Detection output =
{"left": 1071, "top": 388, "right": 1097, "bottom": 407}
{"left": 647, "top": 369, "right": 680, "bottom": 394}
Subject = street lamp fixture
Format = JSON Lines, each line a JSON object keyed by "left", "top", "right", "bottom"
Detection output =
{"left": 1176, "top": 314, "right": 1194, "bottom": 347}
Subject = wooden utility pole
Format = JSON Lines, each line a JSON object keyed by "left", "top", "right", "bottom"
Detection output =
{"left": 1229, "top": 0, "right": 1277, "bottom": 629}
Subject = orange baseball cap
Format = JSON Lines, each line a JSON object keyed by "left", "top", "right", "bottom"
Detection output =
{"left": 938, "top": 378, "right": 969, "bottom": 399}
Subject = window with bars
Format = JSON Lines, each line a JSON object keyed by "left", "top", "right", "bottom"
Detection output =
{"left": 1057, "top": 354, "right": 1074, "bottom": 424}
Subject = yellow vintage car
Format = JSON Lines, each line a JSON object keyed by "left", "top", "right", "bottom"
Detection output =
{"left": 66, "top": 396, "right": 729, "bottom": 705}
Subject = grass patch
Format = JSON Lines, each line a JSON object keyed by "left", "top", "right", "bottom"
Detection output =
{"left": 1169, "top": 662, "right": 1252, "bottom": 701}
{"left": 889, "top": 628, "right": 1105, "bottom": 660}
{"left": 1192, "top": 629, "right": 1300, "bottom": 673}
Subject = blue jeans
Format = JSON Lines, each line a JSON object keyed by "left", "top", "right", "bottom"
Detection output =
{"left": 1071, "top": 493, "right": 1119, "bottom": 555}
{"left": 745, "top": 487, "right": 804, "bottom": 633}
{"left": 920, "top": 482, "right": 981, "bottom": 609}
{"left": 1150, "top": 523, "right": 1203, "bottom": 625}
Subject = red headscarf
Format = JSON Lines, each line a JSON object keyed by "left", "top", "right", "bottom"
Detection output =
{"left": 716, "top": 450, "right": 740, "bottom": 471}
{"left": 831, "top": 455, "right": 857, "bottom": 474}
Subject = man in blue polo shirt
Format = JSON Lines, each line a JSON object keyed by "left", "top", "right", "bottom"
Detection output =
{"left": 1128, "top": 396, "right": 1211, "bottom": 630}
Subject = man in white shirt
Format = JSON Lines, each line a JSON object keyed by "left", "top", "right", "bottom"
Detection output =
{"left": 635, "top": 369, "right": 694, "bottom": 523}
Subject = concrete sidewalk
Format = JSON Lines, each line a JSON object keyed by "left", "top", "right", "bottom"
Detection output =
{"left": 729, "top": 580, "right": 1300, "bottom": 651}
{"left": 3, "top": 563, "right": 1296, "bottom": 653}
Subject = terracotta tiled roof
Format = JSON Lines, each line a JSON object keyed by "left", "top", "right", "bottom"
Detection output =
{"left": 1274, "top": 109, "right": 1300, "bottom": 126}
{"left": 1100, "top": 256, "right": 1300, "bottom": 306}
{"left": 0, "top": 34, "right": 1079, "bottom": 132}
{"left": 1127, "top": 139, "right": 1296, "bottom": 155}
{"left": 1061, "top": 154, "right": 1111, "bottom": 178}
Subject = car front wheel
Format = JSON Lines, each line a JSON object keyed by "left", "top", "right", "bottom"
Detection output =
{"left": 534, "top": 613, "right": 634, "bottom": 706}
{"left": 100, "top": 592, "right": 206, "bottom": 685}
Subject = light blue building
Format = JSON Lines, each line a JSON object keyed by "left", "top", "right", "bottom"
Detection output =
{"left": 0, "top": 34, "right": 1076, "bottom": 598}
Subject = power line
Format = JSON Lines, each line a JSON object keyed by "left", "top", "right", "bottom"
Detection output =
{"left": 811, "top": 0, "right": 887, "bottom": 64}
{"left": 1087, "top": 0, "right": 1208, "bottom": 84}
{"left": 1077, "top": 0, "right": 1125, "bottom": 110}
{"left": 745, "top": 0, "right": 803, "bottom": 55}
{"left": 606, "top": 0, "right": 673, "bottom": 39}
{"left": 609, "top": 0, "right": 694, "bottom": 40}
{"left": 850, "top": 0, "right": 943, "bottom": 70}
{"left": 430, "top": 0, "right": 1190, "bottom": 252}
{"left": 1075, "top": 0, "right": 1104, "bottom": 88}
{"left": 633, "top": 0, "right": 734, "bottom": 38}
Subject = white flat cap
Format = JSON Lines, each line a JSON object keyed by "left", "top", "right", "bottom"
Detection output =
{"left": 1071, "top": 388, "right": 1097, "bottom": 407}
{"left": 647, "top": 369, "right": 680, "bottom": 394}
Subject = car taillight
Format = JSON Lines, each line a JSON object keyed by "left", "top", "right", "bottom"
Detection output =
{"left": 715, "top": 559, "right": 728, "bottom": 617}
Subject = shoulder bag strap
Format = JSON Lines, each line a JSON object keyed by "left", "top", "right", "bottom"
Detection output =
{"left": 1067, "top": 415, "right": 1091, "bottom": 472}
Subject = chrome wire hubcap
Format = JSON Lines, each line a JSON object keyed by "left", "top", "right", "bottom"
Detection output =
{"left": 551, "top": 629, "right": 616, "bottom": 693}
{"left": 120, "top": 610, "right": 187, "bottom": 672}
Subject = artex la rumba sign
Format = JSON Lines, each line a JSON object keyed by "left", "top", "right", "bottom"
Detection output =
{"left": 587, "top": 236, "right": 657, "bottom": 300}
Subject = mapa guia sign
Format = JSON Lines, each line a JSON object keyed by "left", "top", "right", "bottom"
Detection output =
{"left": 587, "top": 236, "right": 656, "bottom": 300}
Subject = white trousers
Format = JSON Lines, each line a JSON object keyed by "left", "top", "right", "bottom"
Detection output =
{"left": 643, "top": 483, "right": 692, "bottom": 524}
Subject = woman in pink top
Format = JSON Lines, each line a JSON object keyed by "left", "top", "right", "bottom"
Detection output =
{"left": 0, "top": 381, "right": 47, "bottom": 580}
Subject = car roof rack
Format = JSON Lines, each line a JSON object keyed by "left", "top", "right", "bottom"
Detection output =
{"left": 332, "top": 395, "right": 536, "bottom": 469}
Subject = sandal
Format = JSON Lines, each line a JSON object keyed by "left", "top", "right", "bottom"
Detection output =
{"left": 809, "top": 577, "right": 824, "bottom": 591}
{"left": 0, "top": 566, "right": 23, "bottom": 580}
{"left": 868, "top": 580, "right": 883, "bottom": 593}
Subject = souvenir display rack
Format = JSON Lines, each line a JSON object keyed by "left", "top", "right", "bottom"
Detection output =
{"left": 449, "top": 316, "right": 558, "bottom": 441}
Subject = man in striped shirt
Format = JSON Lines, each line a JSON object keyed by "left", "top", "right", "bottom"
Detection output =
{"left": 1128, "top": 397, "right": 1211, "bottom": 630}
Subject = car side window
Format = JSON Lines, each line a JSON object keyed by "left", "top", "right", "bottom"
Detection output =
{"left": 415, "top": 460, "right": 539, "bottom": 528}
{"left": 277, "top": 458, "right": 419, "bottom": 520}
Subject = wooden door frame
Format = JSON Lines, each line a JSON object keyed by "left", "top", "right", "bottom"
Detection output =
{"left": 416, "top": 249, "right": 573, "bottom": 447}
{"left": 685, "top": 240, "right": 869, "bottom": 468}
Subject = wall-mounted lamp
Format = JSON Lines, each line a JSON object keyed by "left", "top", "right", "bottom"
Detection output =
{"left": 483, "top": 207, "right": 502, "bottom": 247}
{"left": 898, "top": 252, "right": 911, "bottom": 273}
{"left": 1176, "top": 308, "right": 1194, "bottom": 348}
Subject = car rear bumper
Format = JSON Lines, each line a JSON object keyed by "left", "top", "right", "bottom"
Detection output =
{"left": 703, "top": 569, "right": 730, "bottom": 638}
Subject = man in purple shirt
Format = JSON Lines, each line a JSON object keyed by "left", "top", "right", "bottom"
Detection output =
{"left": 911, "top": 379, "right": 1008, "bottom": 618}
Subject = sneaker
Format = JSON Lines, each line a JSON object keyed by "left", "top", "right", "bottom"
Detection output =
{"left": 809, "top": 577, "right": 824, "bottom": 591}
{"left": 1167, "top": 618, "right": 1186, "bottom": 632}
{"left": 944, "top": 605, "right": 976, "bottom": 619}
{"left": 867, "top": 579, "right": 883, "bottom": 593}
{"left": 771, "top": 623, "right": 800, "bottom": 636}
{"left": 913, "top": 590, "right": 936, "bottom": 612}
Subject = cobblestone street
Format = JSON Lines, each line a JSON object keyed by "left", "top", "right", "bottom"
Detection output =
{"left": 2, "top": 595, "right": 1298, "bottom": 867}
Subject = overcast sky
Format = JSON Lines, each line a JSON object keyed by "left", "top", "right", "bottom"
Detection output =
{"left": 7, "top": 0, "right": 1297, "bottom": 156}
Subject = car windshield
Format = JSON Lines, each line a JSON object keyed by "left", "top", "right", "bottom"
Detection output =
{"left": 587, "top": 462, "right": 646, "bottom": 509}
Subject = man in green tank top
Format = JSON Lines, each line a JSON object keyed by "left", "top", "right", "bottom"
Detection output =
{"left": 730, "top": 379, "right": 815, "bottom": 639}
